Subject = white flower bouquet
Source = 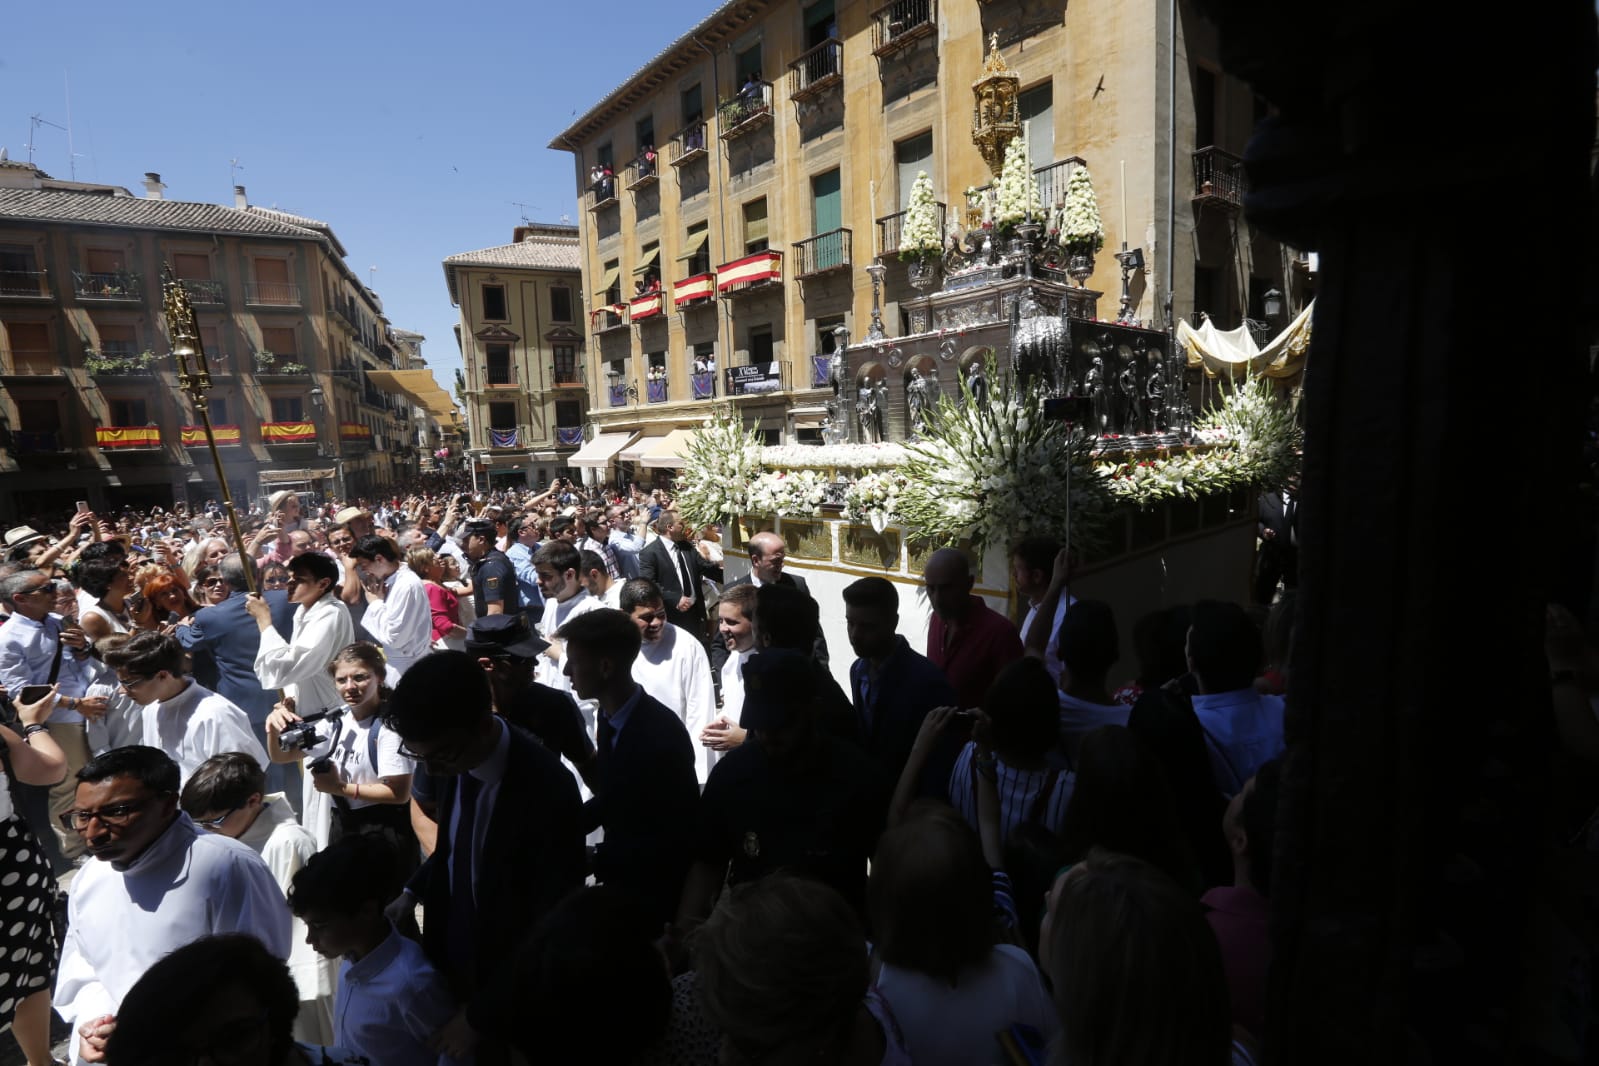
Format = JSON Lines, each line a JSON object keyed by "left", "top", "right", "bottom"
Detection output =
{"left": 1059, "top": 164, "right": 1105, "bottom": 252}
{"left": 900, "top": 171, "right": 943, "bottom": 264}
{"left": 994, "top": 137, "right": 1041, "bottom": 232}
{"left": 842, "top": 470, "right": 910, "bottom": 533}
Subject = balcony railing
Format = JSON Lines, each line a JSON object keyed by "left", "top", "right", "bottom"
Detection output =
{"left": 591, "top": 305, "right": 627, "bottom": 332}
{"left": 555, "top": 425, "right": 585, "bottom": 447}
{"left": 718, "top": 81, "right": 774, "bottom": 140}
{"left": 552, "top": 362, "right": 585, "bottom": 387}
{"left": 261, "top": 421, "right": 317, "bottom": 445}
{"left": 1192, "top": 147, "right": 1245, "bottom": 211}
{"left": 0, "top": 349, "right": 62, "bottom": 377}
{"left": 74, "top": 270, "right": 142, "bottom": 301}
{"left": 488, "top": 425, "right": 523, "bottom": 449}
{"left": 794, "top": 228, "right": 852, "bottom": 278}
{"left": 871, "top": 0, "right": 936, "bottom": 57}
{"left": 1034, "top": 156, "right": 1086, "bottom": 210}
{"left": 878, "top": 202, "right": 945, "bottom": 257}
{"left": 485, "top": 363, "right": 517, "bottom": 388}
{"left": 244, "top": 282, "right": 301, "bottom": 306}
{"left": 587, "top": 174, "right": 619, "bottom": 211}
{"left": 14, "top": 430, "right": 65, "bottom": 454}
{"left": 668, "top": 122, "right": 708, "bottom": 165}
{"left": 717, "top": 250, "right": 783, "bottom": 297}
{"left": 790, "top": 39, "right": 843, "bottom": 101}
{"left": 646, "top": 378, "right": 669, "bottom": 404}
{"left": 179, "top": 278, "right": 225, "bottom": 304}
{"left": 625, "top": 153, "right": 660, "bottom": 190}
{"left": 0, "top": 270, "right": 50, "bottom": 298}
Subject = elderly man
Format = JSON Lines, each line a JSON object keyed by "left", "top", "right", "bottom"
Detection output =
{"left": 711, "top": 531, "right": 827, "bottom": 683}
{"left": 620, "top": 579, "right": 716, "bottom": 785}
{"left": 0, "top": 569, "right": 107, "bottom": 868}
{"left": 922, "top": 547, "right": 1022, "bottom": 711}
{"left": 53, "top": 746, "right": 290, "bottom": 1064}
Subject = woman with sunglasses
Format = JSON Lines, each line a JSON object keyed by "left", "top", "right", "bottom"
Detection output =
{"left": 265, "top": 643, "right": 413, "bottom": 857}
{"left": 0, "top": 685, "right": 70, "bottom": 1066}
{"left": 195, "top": 566, "right": 231, "bottom": 608}
{"left": 139, "top": 572, "right": 200, "bottom": 632}
{"left": 261, "top": 563, "right": 292, "bottom": 594}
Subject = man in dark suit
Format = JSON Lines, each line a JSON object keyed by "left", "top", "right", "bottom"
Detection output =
{"left": 1254, "top": 488, "right": 1299, "bottom": 605}
{"left": 710, "top": 531, "right": 828, "bottom": 682}
{"left": 558, "top": 607, "right": 699, "bottom": 925}
{"left": 176, "top": 553, "right": 297, "bottom": 797}
{"left": 639, "top": 511, "right": 723, "bottom": 639}
{"left": 842, "top": 576, "right": 958, "bottom": 797}
{"left": 383, "top": 650, "right": 584, "bottom": 1062}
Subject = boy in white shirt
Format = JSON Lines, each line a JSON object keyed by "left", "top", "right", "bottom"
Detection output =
{"left": 180, "top": 752, "right": 333, "bottom": 1045}
{"left": 290, "top": 834, "right": 461, "bottom": 1066}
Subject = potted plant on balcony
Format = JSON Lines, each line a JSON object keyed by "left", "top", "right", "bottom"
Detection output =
{"left": 85, "top": 348, "right": 164, "bottom": 376}
{"left": 253, "top": 350, "right": 277, "bottom": 373}
{"left": 1058, "top": 164, "right": 1106, "bottom": 287}
{"left": 900, "top": 171, "right": 943, "bottom": 293}
{"left": 994, "top": 137, "right": 1042, "bottom": 244}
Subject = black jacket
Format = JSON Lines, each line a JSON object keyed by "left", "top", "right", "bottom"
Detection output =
{"left": 639, "top": 538, "right": 723, "bottom": 633}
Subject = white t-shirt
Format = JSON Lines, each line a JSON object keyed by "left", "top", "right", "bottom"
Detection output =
{"left": 320, "top": 714, "right": 412, "bottom": 810}
{"left": 141, "top": 681, "right": 270, "bottom": 785}
{"left": 874, "top": 945, "right": 1057, "bottom": 1066}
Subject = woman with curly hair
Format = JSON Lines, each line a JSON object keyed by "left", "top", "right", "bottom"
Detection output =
{"left": 139, "top": 571, "right": 201, "bottom": 629}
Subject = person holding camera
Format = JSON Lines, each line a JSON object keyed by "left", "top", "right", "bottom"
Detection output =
{"left": 266, "top": 643, "right": 413, "bottom": 854}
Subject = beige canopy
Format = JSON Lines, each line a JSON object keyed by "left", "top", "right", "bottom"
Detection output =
{"left": 1178, "top": 300, "right": 1314, "bottom": 380}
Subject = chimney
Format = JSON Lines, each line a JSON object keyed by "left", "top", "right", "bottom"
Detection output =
{"left": 233, "top": 184, "right": 247, "bottom": 209}
{"left": 142, "top": 172, "right": 166, "bottom": 200}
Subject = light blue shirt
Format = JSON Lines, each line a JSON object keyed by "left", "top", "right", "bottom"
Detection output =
{"left": 505, "top": 541, "right": 543, "bottom": 609}
{"left": 337, "top": 925, "right": 461, "bottom": 1066}
{"left": 1191, "top": 688, "right": 1285, "bottom": 797}
{"left": 0, "top": 611, "right": 95, "bottom": 722}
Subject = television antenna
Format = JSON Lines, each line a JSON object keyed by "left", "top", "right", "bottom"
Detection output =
{"left": 509, "top": 201, "right": 537, "bottom": 223}
{"left": 229, "top": 157, "right": 244, "bottom": 185}
{"left": 24, "top": 114, "right": 66, "bottom": 165}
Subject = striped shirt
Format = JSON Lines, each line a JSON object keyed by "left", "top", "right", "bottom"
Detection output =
{"left": 948, "top": 743, "right": 1074, "bottom": 839}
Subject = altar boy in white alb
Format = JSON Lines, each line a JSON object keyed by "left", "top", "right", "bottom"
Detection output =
{"left": 54, "top": 746, "right": 291, "bottom": 1065}
{"left": 621, "top": 579, "right": 716, "bottom": 784}
{"left": 102, "top": 631, "right": 267, "bottom": 785}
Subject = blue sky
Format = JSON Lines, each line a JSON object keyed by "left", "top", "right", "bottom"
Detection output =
{"left": 1, "top": 0, "right": 695, "bottom": 395}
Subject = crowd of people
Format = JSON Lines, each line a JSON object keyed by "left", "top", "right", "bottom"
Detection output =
{"left": 0, "top": 473, "right": 1318, "bottom": 1065}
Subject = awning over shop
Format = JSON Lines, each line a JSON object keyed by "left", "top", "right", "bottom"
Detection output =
{"left": 570, "top": 430, "right": 639, "bottom": 469}
{"left": 636, "top": 428, "right": 698, "bottom": 469}
{"left": 259, "top": 468, "right": 336, "bottom": 483}
{"left": 365, "top": 369, "right": 458, "bottom": 419}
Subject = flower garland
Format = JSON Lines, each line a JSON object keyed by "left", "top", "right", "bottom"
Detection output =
{"left": 900, "top": 171, "right": 942, "bottom": 263}
{"left": 674, "top": 376, "right": 1300, "bottom": 547}
{"left": 994, "top": 136, "right": 1041, "bottom": 231}
{"left": 1059, "top": 164, "right": 1105, "bottom": 252}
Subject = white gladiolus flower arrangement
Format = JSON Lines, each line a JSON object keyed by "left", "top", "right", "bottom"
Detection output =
{"left": 994, "top": 137, "right": 1042, "bottom": 230}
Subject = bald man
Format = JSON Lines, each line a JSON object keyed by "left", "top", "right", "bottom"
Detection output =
{"left": 710, "top": 531, "right": 828, "bottom": 684}
{"left": 922, "top": 547, "right": 1023, "bottom": 709}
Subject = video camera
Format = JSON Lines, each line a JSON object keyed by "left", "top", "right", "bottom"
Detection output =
{"left": 277, "top": 707, "right": 346, "bottom": 772}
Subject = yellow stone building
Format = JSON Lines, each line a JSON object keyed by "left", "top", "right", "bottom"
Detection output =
{"left": 552, "top": 0, "right": 1297, "bottom": 480}
{"left": 0, "top": 160, "right": 440, "bottom": 518}
{"left": 443, "top": 224, "right": 588, "bottom": 490}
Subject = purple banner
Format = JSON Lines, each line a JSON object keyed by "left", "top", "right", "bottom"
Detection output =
{"left": 691, "top": 372, "right": 716, "bottom": 400}
{"left": 646, "top": 379, "right": 669, "bottom": 404}
{"left": 556, "top": 426, "right": 584, "bottom": 446}
{"left": 608, "top": 384, "right": 628, "bottom": 408}
{"left": 490, "top": 427, "right": 519, "bottom": 448}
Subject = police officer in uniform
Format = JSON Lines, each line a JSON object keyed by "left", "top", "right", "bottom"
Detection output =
{"left": 463, "top": 518, "right": 522, "bottom": 619}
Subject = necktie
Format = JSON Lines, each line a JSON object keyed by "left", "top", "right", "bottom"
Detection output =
{"left": 598, "top": 713, "right": 616, "bottom": 755}
{"left": 676, "top": 545, "right": 695, "bottom": 605}
{"left": 446, "top": 773, "right": 484, "bottom": 982}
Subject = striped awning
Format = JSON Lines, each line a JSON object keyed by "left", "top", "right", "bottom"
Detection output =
{"left": 594, "top": 266, "right": 620, "bottom": 294}
{"left": 677, "top": 230, "right": 709, "bottom": 259}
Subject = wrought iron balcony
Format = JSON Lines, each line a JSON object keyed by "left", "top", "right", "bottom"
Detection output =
{"left": 790, "top": 39, "right": 843, "bottom": 101}
{"left": 0, "top": 349, "right": 62, "bottom": 377}
{"left": 261, "top": 421, "right": 317, "bottom": 445}
{"left": 485, "top": 363, "right": 518, "bottom": 388}
{"left": 878, "top": 203, "right": 945, "bottom": 257}
{"left": 551, "top": 360, "right": 585, "bottom": 387}
{"left": 1192, "top": 147, "right": 1245, "bottom": 211}
{"left": 587, "top": 175, "right": 619, "bottom": 211}
{"left": 179, "top": 278, "right": 225, "bottom": 305}
{"left": 591, "top": 306, "right": 627, "bottom": 332}
{"left": 668, "top": 122, "right": 708, "bottom": 165}
{"left": 0, "top": 270, "right": 50, "bottom": 299}
{"left": 794, "top": 228, "right": 852, "bottom": 279}
{"left": 1033, "top": 155, "right": 1087, "bottom": 209}
{"left": 716, "top": 250, "right": 783, "bottom": 297}
{"left": 74, "top": 270, "right": 142, "bottom": 301}
{"left": 871, "top": 0, "right": 936, "bottom": 57}
{"left": 718, "top": 81, "right": 774, "bottom": 140}
{"left": 625, "top": 152, "right": 660, "bottom": 190}
{"left": 244, "top": 282, "right": 301, "bottom": 306}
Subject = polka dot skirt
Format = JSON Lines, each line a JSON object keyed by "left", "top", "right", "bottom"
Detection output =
{"left": 0, "top": 817, "right": 56, "bottom": 1030}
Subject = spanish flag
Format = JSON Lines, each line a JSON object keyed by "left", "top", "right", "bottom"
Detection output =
{"left": 673, "top": 273, "right": 716, "bottom": 307}
{"left": 715, "top": 251, "right": 782, "bottom": 293}
{"left": 95, "top": 426, "right": 161, "bottom": 449}
{"left": 180, "top": 425, "right": 242, "bottom": 446}
{"left": 262, "top": 421, "right": 316, "bottom": 444}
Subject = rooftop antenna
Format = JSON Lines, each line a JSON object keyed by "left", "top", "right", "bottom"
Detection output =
{"left": 368, "top": 265, "right": 377, "bottom": 288}
{"left": 64, "top": 71, "right": 78, "bottom": 180}
{"left": 25, "top": 114, "right": 66, "bottom": 165}
{"left": 230, "top": 157, "right": 244, "bottom": 186}
{"left": 510, "top": 201, "right": 537, "bottom": 223}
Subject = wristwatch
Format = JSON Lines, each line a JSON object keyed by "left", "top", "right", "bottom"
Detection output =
{"left": 21, "top": 724, "right": 49, "bottom": 744}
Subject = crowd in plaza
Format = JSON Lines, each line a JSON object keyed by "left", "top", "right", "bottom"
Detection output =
{"left": 0, "top": 471, "right": 1330, "bottom": 1065}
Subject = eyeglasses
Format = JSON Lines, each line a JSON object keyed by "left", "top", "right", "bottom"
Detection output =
{"left": 202, "top": 578, "right": 227, "bottom": 588}
{"left": 396, "top": 736, "right": 468, "bottom": 765}
{"left": 59, "top": 795, "right": 163, "bottom": 831}
{"left": 192, "top": 805, "right": 243, "bottom": 830}
{"left": 12, "top": 585, "right": 52, "bottom": 598}
{"left": 117, "top": 674, "right": 157, "bottom": 694}
{"left": 262, "top": 576, "right": 290, "bottom": 588}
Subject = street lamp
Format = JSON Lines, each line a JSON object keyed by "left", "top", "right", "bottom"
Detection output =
{"left": 1262, "top": 287, "right": 1284, "bottom": 320}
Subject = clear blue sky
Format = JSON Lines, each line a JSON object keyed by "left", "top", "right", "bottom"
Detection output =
{"left": 1, "top": 0, "right": 695, "bottom": 395}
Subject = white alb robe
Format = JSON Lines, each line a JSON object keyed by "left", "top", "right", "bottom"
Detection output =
{"left": 632, "top": 623, "right": 716, "bottom": 784}
{"left": 141, "top": 681, "right": 269, "bottom": 785}
{"left": 54, "top": 814, "right": 291, "bottom": 1064}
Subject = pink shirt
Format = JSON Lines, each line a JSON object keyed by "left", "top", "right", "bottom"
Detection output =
{"left": 1202, "top": 885, "right": 1271, "bottom": 1037}
{"left": 423, "top": 581, "right": 460, "bottom": 642}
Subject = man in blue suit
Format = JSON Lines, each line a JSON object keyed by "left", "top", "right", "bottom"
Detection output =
{"left": 559, "top": 607, "right": 698, "bottom": 925}
{"left": 176, "top": 553, "right": 299, "bottom": 803}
